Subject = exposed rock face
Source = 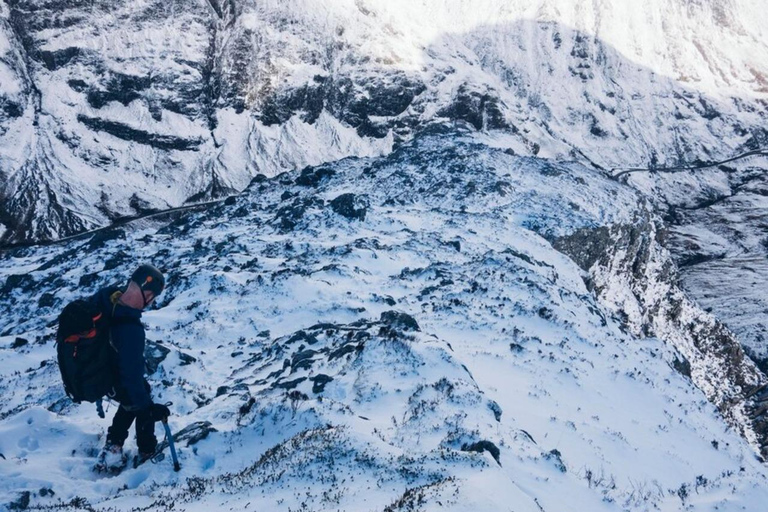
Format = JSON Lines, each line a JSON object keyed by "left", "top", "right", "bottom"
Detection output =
{"left": 618, "top": 162, "right": 768, "bottom": 375}
{"left": 553, "top": 214, "right": 768, "bottom": 455}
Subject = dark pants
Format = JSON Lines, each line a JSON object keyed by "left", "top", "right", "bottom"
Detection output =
{"left": 106, "top": 380, "right": 157, "bottom": 453}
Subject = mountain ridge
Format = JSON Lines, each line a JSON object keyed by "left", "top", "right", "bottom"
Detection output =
{"left": 1, "top": 0, "right": 767, "bottom": 244}
{"left": 2, "top": 127, "right": 768, "bottom": 510}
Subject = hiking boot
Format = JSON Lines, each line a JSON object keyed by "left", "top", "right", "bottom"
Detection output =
{"left": 94, "top": 443, "right": 128, "bottom": 474}
{"left": 133, "top": 449, "right": 164, "bottom": 468}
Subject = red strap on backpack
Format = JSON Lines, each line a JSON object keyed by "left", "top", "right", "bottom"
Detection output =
{"left": 63, "top": 313, "right": 103, "bottom": 343}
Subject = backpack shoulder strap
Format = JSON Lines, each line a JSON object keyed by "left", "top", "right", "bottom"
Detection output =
{"left": 109, "top": 290, "right": 123, "bottom": 312}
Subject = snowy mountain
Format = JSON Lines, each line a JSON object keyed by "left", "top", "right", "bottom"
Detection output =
{"left": 1, "top": 0, "right": 766, "bottom": 244}
{"left": 2, "top": 127, "right": 768, "bottom": 510}
{"left": 2, "top": 1, "right": 768, "bottom": 510}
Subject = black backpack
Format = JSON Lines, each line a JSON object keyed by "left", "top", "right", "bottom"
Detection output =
{"left": 56, "top": 290, "right": 119, "bottom": 413}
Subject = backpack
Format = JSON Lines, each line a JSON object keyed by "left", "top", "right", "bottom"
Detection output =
{"left": 56, "top": 290, "right": 120, "bottom": 411}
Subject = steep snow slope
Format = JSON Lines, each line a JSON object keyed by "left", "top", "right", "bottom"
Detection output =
{"left": 1, "top": 0, "right": 766, "bottom": 243}
{"left": 2, "top": 129, "right": 767, "bottom": 511}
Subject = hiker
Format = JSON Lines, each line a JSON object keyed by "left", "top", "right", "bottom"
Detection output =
{"left": 93, "top": 264, "right": 171, "bottom": 472}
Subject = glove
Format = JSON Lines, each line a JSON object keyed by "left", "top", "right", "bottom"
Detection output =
{"left": 149, "top": 403, "right": 171, "bottom": 422}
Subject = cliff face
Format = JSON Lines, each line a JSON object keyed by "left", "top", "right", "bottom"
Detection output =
{"left": 553, "top": 213, "right": 768, "bottom": 456}
{"left": 618, "top": 159, "right": 768, "bottom": 382}
{"left": 1, "top": 0, "right": 766, "bottom": 244}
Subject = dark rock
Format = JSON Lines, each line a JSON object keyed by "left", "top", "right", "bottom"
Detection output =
{"left": 2, "top": 274, "right": 35, "bottom": 294}
{"left": 311, "top": 374, "right": 334, "bottom": 393}
{"left": 144, "top": 340, "right": 171, "bottom": 374}
{"left": 249, "top": 174, "right": 268, "bottom": 186}
{"left": 273, "top": 197, "right": 324, "bottom": 231}
{"left": 215, "top": 386, "right": 229, "bottom": 397}
{"left": 224, "top": 196, "right": 237, "bottom": 206}
{"left": 296, "top": 166, "right": 336, "bottom": 187}
{"left": 330, "top": 193, "right": 369, "bottom": 221}
{"left": 78, "top": 272, "right": 101, "bottom": 288}
{"left": 77, "top": 115, "right": 203, "bottom": 151}
{"left": 445, "top": 240, "right": 461, "bottom": 252}
{"left": 537, "top": 307, "right": 554, "bottom": 320}
{"left": 461, "top": 440, "right": 501, "bottom": 465}
{"left": 8, "top": 490, "right": 30, "bottom": 510}
{"left": 86, "top": 72, "right": 151, "bottom": 109}
{"left": 37, "top": 293, "right": 56, "bottom": 308}
{"left": 488, "top": 400, "right": 502, "bottom": 422}
{"left": 291, "top": 349, "right": 317, "bottom": 369}
{"left": 260, "top": 81, "right": 327, "bottom": 126}
{"left": 380, "top": 311, "right": 420, "bottom": 332}
{"left": 544, "top": 449, "right": 567, "bottom": 472}
{"left": 287, "top": 390, "right": 309, "bottom": 402}
{"left": 341, "top": 74, "right": 425, "bottom": 118}
{"left": 519, "top": 429, "right": 537, "bottom": 444}
{"left": 47, "top": 397, "right": 71, "bottom": 415}
{"left": 286, "top": 330, "right": 319, "bottom": 345}
{"left": 539, "top": 163, "right": 563, "bottom": 177}
{"left": 552, "top": 225, "right": 613, "bottom": 272}
{"left": 696, "top": 97, "right": 721, "bottom": 120}
{"left": 102, "top": 250, "right": 130, "bottom": 271}
{"left": 38, "top": 47, "right": 81, "bottom": 71}
{"left": 239, "top": 397, "right": 256, "bottom": 415}
{"left": 437, "top": 84, "right": 508, "bottom": 131}
{"left": 329, "top": 342, "right": 362, "bottom": 360}
{"left": 275, "top": 377, "right": 307, "bottom": 390}
{"left": 87, "top": 228, "right": 126, "bottom": 250}
{"left": 11, "top": 337, "right": 28, "bottom": 349}
{"left": 0, "top": 98, "right": 23, "bottom": 118}
{"left": 178, "top": 351, "right": 197, "bottom": 366}
{"left": 673, "top": 354, "right": 692, "bottom": 378}
{"left": 258, "top": 73, "right": 423, "bottom": 136}
{"left": 241, "top": 258, "right": 259, "bottom": 271}
{"left": 169, "top": 421, "right": 217, "bottom": 447}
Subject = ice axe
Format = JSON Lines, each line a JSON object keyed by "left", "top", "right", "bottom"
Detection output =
{"left": 162, "top": 419, "right": 181, "bottom": 472}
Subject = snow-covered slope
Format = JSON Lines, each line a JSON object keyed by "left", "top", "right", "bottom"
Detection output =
{"left": 1, "top": 0, "right": 767, "bottom": 244}
{"left": 2, "top": 128, "right": 768, "bottom": 511}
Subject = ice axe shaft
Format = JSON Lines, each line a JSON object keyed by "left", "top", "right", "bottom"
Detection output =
{"left": 162, "top": 420, "right": 181, "bottom": 472}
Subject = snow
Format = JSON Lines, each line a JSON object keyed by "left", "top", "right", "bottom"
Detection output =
{"left": 248, "top": 112, "right": 395, "bottom": 178}
{"left": 1, "top": 129, "right": 767, "bottom": 510}
{"left": 2, "top": 0, "right": 767, "bottom": 243}
{"left": 1, "top": 1, "right": 767, "bottom": 509}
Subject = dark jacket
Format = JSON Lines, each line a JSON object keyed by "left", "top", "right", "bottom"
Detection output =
{"left": 91, "top": 286, "right": 152, "bottom": 411}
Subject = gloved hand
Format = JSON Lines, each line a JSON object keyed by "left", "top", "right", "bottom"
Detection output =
{"left": 149, "top": 403, "right": 171, "bottom": 422}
